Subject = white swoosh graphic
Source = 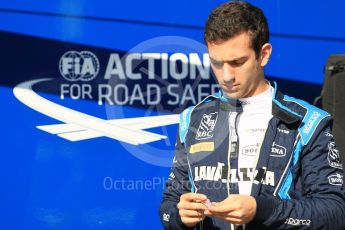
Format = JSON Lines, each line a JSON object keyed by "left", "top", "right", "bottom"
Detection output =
{"left": 13, "top": 78, "right": 178, "bottom": 145}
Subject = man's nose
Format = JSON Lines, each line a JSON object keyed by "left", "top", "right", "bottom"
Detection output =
{"left": 222, "top": 63, "right": 235, "bottom": 83}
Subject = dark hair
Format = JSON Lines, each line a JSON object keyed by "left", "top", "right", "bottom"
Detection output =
{"left": 204, "top": 1, "right": 269, "bottom": 58}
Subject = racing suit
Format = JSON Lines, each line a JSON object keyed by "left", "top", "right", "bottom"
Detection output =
{"left": 159, "top": 82, "right": 345, "bottom": 229}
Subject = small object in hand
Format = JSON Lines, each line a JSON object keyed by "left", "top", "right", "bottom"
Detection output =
{"left": 201, "top": 199, "right": 212, "bottom": 208}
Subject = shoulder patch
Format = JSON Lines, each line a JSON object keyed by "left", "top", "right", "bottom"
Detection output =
{"left": 283, "top": 95, "right": 330, "bottom": 145}
{"left": 179, "top": 94, "right": 218, "bottom": 143}
{"left": 179, "top": 106, "right": 194, "bottom": 143}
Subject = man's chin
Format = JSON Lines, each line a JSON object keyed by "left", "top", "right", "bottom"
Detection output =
{"left": 223, "top": 91, "right": 241, "bottom": 99}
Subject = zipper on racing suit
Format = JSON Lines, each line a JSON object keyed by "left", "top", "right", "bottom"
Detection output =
{"left": 227, "top": 111, "right": 240, "bottom": 195}
{"left": 227, "top": 111, "right": 240, "bottom": 230}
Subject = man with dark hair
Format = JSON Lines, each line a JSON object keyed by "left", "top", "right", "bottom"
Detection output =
{"left": 160, "top": 1, "right": 345, "bottom": 229}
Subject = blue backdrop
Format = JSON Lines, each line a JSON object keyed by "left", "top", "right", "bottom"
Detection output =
{"left": 1, "top": 1, "right": 345, "bottom": 229}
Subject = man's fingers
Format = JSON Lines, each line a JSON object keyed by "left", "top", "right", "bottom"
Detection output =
{"left": 180, "top": 216, "right": 205, "bottom": 226}
{"left": 181, "top": 193, "right": 207, "bottom": 202}
{"left": 206, "top": 212, "right": 244, "bottom": 225}
{"left": 208, "top": 201, "right": 237, "bottom": 214}
{"left": 177, "top": 200, "right": 208, "bottom": 211}
{"left": 223, "top": 216, "right": 244, "bottom": 225}
{"left": 208, "top": 204, "right": 230, "bottom": 214}
{"left": 178, "top": 195, "right": 207, "bottom": 227}
{"left": 179, "top": 209, "right": 204, "bottom": 218}
{"left": 178, "top": 193, "right": 209, "bottom": 211}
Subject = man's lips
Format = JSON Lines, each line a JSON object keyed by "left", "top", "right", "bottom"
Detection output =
{"left": 222, "top": 83, "right": 239, "bottom": 91}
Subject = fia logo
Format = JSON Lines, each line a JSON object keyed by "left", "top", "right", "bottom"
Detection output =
{"left": 328, "top": 142, "right": 343, "bottom": 169}
{"left": 270, "top": 142, "right": 286, "bottom": 157}
{"left": 195, "top": 112, "right": 218, "bottom": 140}
{"left": 59, "top": 51, "right": 100, "bottom": 82}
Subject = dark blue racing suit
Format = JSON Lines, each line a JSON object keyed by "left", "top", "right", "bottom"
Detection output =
{"left": 159, "top": 83, "right": 345, "bottom": 229}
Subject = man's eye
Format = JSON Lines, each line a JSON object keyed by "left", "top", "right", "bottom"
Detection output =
{"left": 232, "top": 61, "right": 245, "bottom": 67}
{"left": 211, "top": 60, "right": 223, "bottom": 68}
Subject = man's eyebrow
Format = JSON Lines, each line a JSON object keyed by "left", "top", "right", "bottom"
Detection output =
{"left": 209, "top": 56, "right": 222, "bottom": 63}
{"left": 209, "top": 56, "right": 247, "bottom": 63}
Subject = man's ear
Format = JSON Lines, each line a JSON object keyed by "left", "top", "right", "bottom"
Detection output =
{"left": 259, "top": 43, "right": 272, "bottom": 67}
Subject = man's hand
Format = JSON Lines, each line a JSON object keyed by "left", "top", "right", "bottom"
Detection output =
{"left": 205, "top": 194, "right": 257, "bottom": 225}
{"left": 177, "top": 193, "right": 208, "bottom": 227}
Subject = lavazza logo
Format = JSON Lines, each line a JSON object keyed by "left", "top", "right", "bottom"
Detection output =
{"left": 13, "top": 36, "right": 218, "bottom": 167}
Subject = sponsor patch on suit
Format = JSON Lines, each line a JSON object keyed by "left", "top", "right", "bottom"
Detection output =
{"left": 328, "top": 142, "right": 343, "bottom": 169}
{"left": 189, "top": 142, "right": 215, "bottom": 154}
{"left": 195, "top": 112, "right": 218, "bottom": 140}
